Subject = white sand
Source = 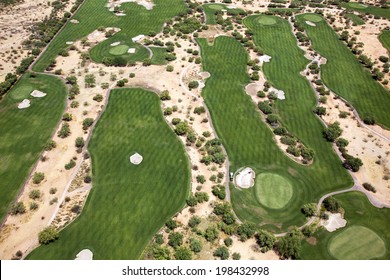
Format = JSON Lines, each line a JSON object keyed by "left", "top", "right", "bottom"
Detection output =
{"left": 198, "top": 80, "right": 205, "bottom": 89}
{"left": 66, "top": 41, "right": 74, "bottom": 45}
{"left": 235, "top": 167, "right": 255, "bottom": 188}
{"left": 30, "top": 90, "right": 46, "bottom": 98}
{"left": 70, "top": 19, "right": 79, "bottom": 24}
{"left": 276, "top": 90, "right": 285, "bottom": 100}
{"left": 110, "top": 42, "right": 121, "bottom": 47}
{"left": 116, "top": 13, "right": 126, "bottom": 16}
{"left": 130, "top": 152, "right": 143, "bottom": 165}
{"left": 107, "top": 0, "right": 154, "bottom": 11}
{"left": 227, "top": 5, "right": 236, "bottom": 9}
{"left": 75, "top": 249, "right": 93, "bottom": 260}
{"left": 221, "top": 9, "right": 227, "bottom": 12}
{"left": 259, "top": 54, "right": 272, "bottom": 64}
{"left": 306, "top": 21, "right": 316, "bottom": 27}
{"left": 127, "top": 48, "right": 136, "bottom": 54}
{"left": 321, "top": 212, "right": 347, "bottom": 232}
{"left": 18, "top": 99, "right": 30, "bottom": 109}
{"left": 132, "top": 35, "right": 145, "bottom": 42}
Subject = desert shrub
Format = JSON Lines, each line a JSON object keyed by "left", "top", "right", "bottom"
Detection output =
{"left": 280, "top": 135, "right": 296, "bottom": 146}
{"left": 195, "top": 192, "right": 209, "bottom": 203}
{"left": 165, "top": 219, "right": 178, "bottom": 230}
{"left": 160, "top": 90, "right": 171, "bottom": 100}
{"left": 256, "top": 230, "right": 276, "bottom": 252}
{"left": 212, "top": 185, "right": 226, "bottom": 200}
{"left": 273, "top": 127, "right": 287, "bottom": 136}
{"left": 30, "top": 202, "right": 39, "bottom": 210}
{"left": 190, "top": 238, "right": 202, "bottom": 253}
{"left": 193, "top": 106, "right": 206, "bottom": 115}
{"left": 224, "top": 237, "right": 233, "bottom": 247}
{"left": 168, "top": 232, "right": 183, "bottom": 249}
{"left": 336, "top": 138, "right": 349, "bottom": 148}
{"left": 38, "top": 227, "right": 59, "bottom": 244}
{"left": 65, "top": 159, "right": 76, "bottom": 170}
{"left": 82, "top": 118, "right": 94, "bottom": 130}
{"left": 49, "top": 188, "right": 57, "bottom": 195}
{"left": 75, "top": 137, "right": 85, "bottom": 148}
{"left": 174, "top": 247, "right": 192, "bottom": 260}
{"left": 313, "top": 106, "right": 326, "bottom": 116}
{"left": 343, "top": 155, "right": 363, "bottom": 172}
{"left": 363, "top": 182, "right": 376, "bottom": 193}
{"left": 32, "top": 172, "right": 45, "bottom": 184}
{"left": 188, "top": 80, "right": 199, "bottom": 89}
{"left": 213, "top": 246, "right": 229, "bottom": 260}
{"left": 71, "top": 205, "right": 81, "bottom": 214}
{"left": 232, "top": 252, "right": 241, "bottom": 260}
{"left": 29, "top": 189, "right": 41, "bottom": 200}
{"left": 84, "top": 175, "right": 92, "bottom": 183}
{"left": 236, "top": 222, "right": 257, "bottom": 241}
{"left": 93, "top": 94, "right": 103, "bottom": 102}
{"left": 204, "top": 226, "right": 219, "bottom": 242}
{"left": 363, "top": 116, "right": 375, "bottom": 125}
{"left": 323, "top": 122, "right": 342, "bottom": 142}
{"left": 58, "top": 123, "right": 71, "bottom": 138}
{"left": 44, "top": 140, "right": 57, "bottom": 151}
{"left": 9, "top": 202, "right": 26, "bottom": 215}
{"left": 258, "top": 101, "right": 273, "bottom": 114}
{"left": 275, "top": 229, "right": 303, "bottom": 259}
{"left": 62, "top": 113, "right": 72, "bottom": 121}
{"left": 188, "top": 216, "right": 201, "bottom": 228}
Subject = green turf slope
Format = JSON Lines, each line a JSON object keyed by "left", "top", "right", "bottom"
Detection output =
{"left": 0, "top": 74, "right": 67, "bottom": 220}
{"left": 27, "top": 88, "right": 190, "bottom": 259}
{"left": 32, "top": 0, "right": 186, "bottom": 71}
{"left": 342, "top": 2, "right": 390, "bottom": 19}
{"left": 301, "top": 192, "right": 390, "bottom": 259}
{"left": 296, "top": 14, "right": 390, "bottom": 129}
{"left": 379, "top": 30, "right": 390, "bottom": 53}
{"left": 197, "top": 34, "right": 352, "bottom": 233}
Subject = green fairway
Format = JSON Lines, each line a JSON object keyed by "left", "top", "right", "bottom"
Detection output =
{"left": 301, "top": 192, "right": 390, "bottom": 259}
{"left": 0, "top": 74, "right": 67, "bottom": 220}
{"left": 345, "top": 13, "right": 365, "bottom": 25}
{"left": 27, "top": 88, "right": 190, "bottom": 259}
{"left": 257, "top": 15, "right": 277, "bottom": 25}
{"left": 203, "top": 4, "right": 244, "bottom": 24}
{"left": 329, "top": 226, "right": 386, "bottom": 260}
{"left": 296, "top": 14, "right": 390, "bottom": 129}
{"left": 303, "top": 14, "right": 323, "bottom": 22}
{"left": 342, "top": 2, "right": 390, "bottom": 19}
{"left": 379, "top": 30, "right": 390, "bottom": 53}
{"left": 108, "top": 44, "right": 130, "bottom": 55}
{"left": 150, "top": 47, "right": 169, "bottom": 65}
{"left": 32, "top": 0, "right": 187, "bottom": 71}
{"left": 198, "top": 29, "right": 351, "bottom": 232}
{"left": 255, "top": 173, "right": 293, "bottom": 209}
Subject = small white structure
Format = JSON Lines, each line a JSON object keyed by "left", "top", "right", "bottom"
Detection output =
{"left": 66, "top": 41, "right": 74, "bottom": 45}
{"left": 321, "top": 212, "right": 347, "bottom": 232}
{"left": 259, "top": 54, "right": 272, "bottom": 64}
{"left": 128, "top": 48, "right": 136, "bottom": 54}
{"left": 110, "top": 42, "right": 121, "bottom": 46}
{"left": 305, "top": 21, "right": 316, "bottom": 27}
{"left": 30, "top": 90, "right": 46, "bottom": 98}
{"left": 75, "top": 249, "right": 93, "bottom": 260}
{"left": 130, "top": 152, "right": 143, "bottom": 165}
{"left": 132, "top": 34, "right": 145, "bottom": 42}
{"left": 70, "top": 19, "right": 79, "bottom": 24}
{"left": 18, "top": 99, "right": 30, "bottom": 109}
{"left": 235, "top": 167, "right": 255, "bottom": 189}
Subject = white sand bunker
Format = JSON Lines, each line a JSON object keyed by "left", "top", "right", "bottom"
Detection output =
{"left": 276, "top": 90, "right": 285, "bottom": 100}
{"left": 70, "top": 19, "right": 79, "bottom": 24}
{"left": 132, "top": 34, "right": 145, "bottom": 42}
{"left": 259, "top": 54, "right": 272, "bottom": 64}
{"left": 321, "top": 212, "right": 347, "bottom": 232}
{"left": 198, "top": 71, "right": 211, "bottom": 79}
{"left": 128, "top": 48, "right": 136, "bottom": 53}
{"left": 116, "top": 13, "right": 126, "bottom": 16}
{"left": 107, "top": 0, "right": 155, "bottom": 11}
{"left": 306, "top": 21, "right": 316, "bottom": 27}
{"left": 198, "top": 80, "right": 205, "bottom": 89}
{"left": 235, "top": 167, "right": 255, "bottom": 189}
{"left": 227, "top": 5, "right": 236, "bottom": 9}
{"left": 18, "top": 99, "right": 30, "bottom": 109}
{"left": 110, "top": 42, "right": 121, "bottom": 46}
{"left": 75, "top": 249, "right": 93, "bottom": 260}
{"left": 30, "top": 90, "right": 46, "bottom": 98}
{"left": 130, "top": 152, "right": 143, "bottom": 165}
{"left": 66, "top": 41, "right": 74, "bottom": 45}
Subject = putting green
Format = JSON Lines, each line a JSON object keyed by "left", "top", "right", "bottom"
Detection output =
{"left": 258, "top": 16, "right": 277, "bottom": 25}
{"left": 109, "top": 44, "right": 130, "bottom": 55}
{"left": 329, "top": 226, "right": 386, "bottom": 259}
{"left": 11, "top": 85, "right": 33, "bottom": 100}
{"left": 255, "top": 173, "right": 293, "bottom": 209}
{"left": 208, "top": 4, "right": 224, "bottom": 10}
{"left": 348, "top": 2, "right": 367, "bottom": 9}
{"left": 303, "top": 14, "right": 323, "bottom": 23}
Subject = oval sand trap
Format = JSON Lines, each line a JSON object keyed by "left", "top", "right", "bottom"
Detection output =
{"left": 255, "top": 173, "right": 293, "bottom": 209}
{"left": 208, "top": 4, "right": 224, "bottom": 11}
{"left": 303, "top": 14, "right": 323, "bottom": 23}
{"left": 329, "top": 226, "right": 386, "bottom": 260}
{"left": 109, "top": 44, "right": 130, "bottom": 55}
{"left": 258, "top": 16, "right": 277, "bottom": 26}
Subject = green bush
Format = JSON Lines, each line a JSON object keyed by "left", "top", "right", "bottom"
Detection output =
{"left": 29, "top": 189, "right": 41, "bottom": 200}
{"left": 213, "top": 246, "right": 229, "bottom": 260}
{"left": 82, "top": 118, "right": 94, "bottom": 130}
{"left": 38, "top": 227, "right": 59, "bottom": 245}
{"left": 58, "top": 122, "right": 71, "bottom": 138}
{"left": 9, "top": 202, "right": 26, "bottom": 215}
{"left": 168, "top": 232, "right": 183, "bottom": 249}
{"left": 65, "top": 159, "right": 76, "bottom": 170}
{"left": 32, "top": 172, "right": 45, "bottom": 184}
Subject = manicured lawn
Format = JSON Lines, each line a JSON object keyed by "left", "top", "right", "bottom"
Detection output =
{"left": 345, "top": 13, "right": 365, "bottom": 25}
{"left": 329, "top": 226, "right": 386, "bottom": 260}
{"left": 296, "top": 14, "right": 390, "bottom": 129}
{"left": 0, "top": 73, "right": 67, "bottom": 220}
{"left": 257, "top": 15, "right": 277, "bottom": 25}
{"left": 303, "top": 14, "right": 323, "bottom": 22}
{"left": 32, "top": 0, "right": 187, "bottom": 71}
{"left": 197, "top": 29, "right": 352, "bottom": 232}
{"left": 379, "top": 30, "right": 390, "bottom": 53}
{"left": 108, "top": 44, "right": 130, "bottom": 55}
{"left": 342, "top": 2, "right": 390, "bottom": 19}
{"left": 255, "top": 173, "right": 293, "bottom": 209}
{"left": 27, "top": 88, "right": 190, "bottom": 259}
{"left": 203, "top": 4, "right": 244, "bottom": 25}
{"left": 150, "top": 47, "right": 169, "bottom": 65}
{"left": 301, "top": 192, "right": 390, "bottom": 259}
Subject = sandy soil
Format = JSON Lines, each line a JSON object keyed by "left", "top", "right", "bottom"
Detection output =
{"left": 0, "top": 0, "right": 76, "bottom": 82}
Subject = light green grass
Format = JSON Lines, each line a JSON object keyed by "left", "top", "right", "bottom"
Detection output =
{"left": 345, "top": 13, "right": 365, "bottom": 25}
{"left": 303, "top": 14, "right": 323, "bottom": 22}
{"left": 255, "top": 173, "right": 293, "bottom": 209}
{"left": 150, "top": 47, "right": 169, "bottom": 65}
{"left": 32, "top": 0, "right": 187, "bottom": 71}
{"left": 203, "top": 4, "right": 244, "bottom": 25}
{"left": 257, "top": 15, "right": 277, "bottom": 25}
{"left": 379, "top": 30, "right": 390, "bottom": 53}
{"left": 301, "top": 192, "right": 390, "bottom": 259}
{"left": 27, "top": 88, "right": 190, "bottom": 259}
{"left": 208, "top": 4, "right": 224, "bottom": 10}
{"left": 329, "top": 226, "right": 386, "bottom": 260}
{"left": 197, "top": 31, "right": 351, "bottom": 232}
{"left": 296, "top": 14, "right": 390, "bottom": 129}
{"left": 0, "top": 74, "right": 67, "bottom": 220}
{"left": 342, "top": 2, "right": 390, "bottom": 19}
{"left": 108, "top": 44, "right": 129, "bottom": 55}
